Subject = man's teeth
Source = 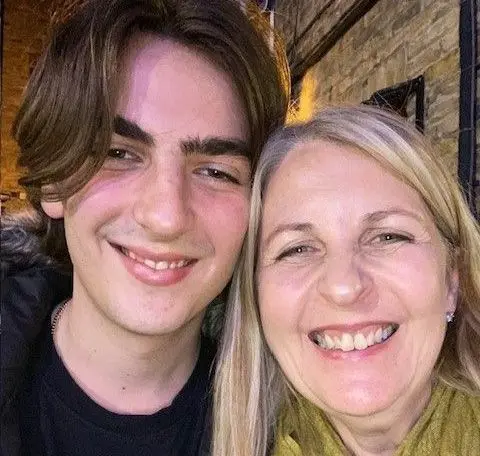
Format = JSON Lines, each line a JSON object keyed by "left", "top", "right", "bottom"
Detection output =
{"left": 313, "top": 324, "right": 397, "bottom": 352}
{"left": 121, "top": 248, "right": 189, "bottom": 271}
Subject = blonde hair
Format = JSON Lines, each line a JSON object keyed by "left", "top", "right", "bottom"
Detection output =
{"left": 212, "top": 105, "right": 480, "bottom": 456}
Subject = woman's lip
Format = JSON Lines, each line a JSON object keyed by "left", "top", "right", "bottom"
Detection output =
{"left": 311, "top": 334, "right": 395, "bottom": 360}
{"left": 308, "top": 321, "right": 398, "bottom": 332}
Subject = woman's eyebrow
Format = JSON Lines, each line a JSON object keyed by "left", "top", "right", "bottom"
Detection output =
{"left": 262, "top": 223, "right": 314, "bottom": 248}
{"left": 363, "top": 208, "right": 425, "bottom": 224}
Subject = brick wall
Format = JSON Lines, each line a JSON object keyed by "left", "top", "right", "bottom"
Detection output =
{"left": 1, "top": 1, "right": 472, "bottom": 212}
{"left": 1, "top": 0, "right": 61, "bottom": 212}
{"left": 277, "top": 0, "right": 460, "bottom": 177}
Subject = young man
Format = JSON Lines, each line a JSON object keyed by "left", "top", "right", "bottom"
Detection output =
{"left": 0, "top": 1, "right": 289, "bottom": 454}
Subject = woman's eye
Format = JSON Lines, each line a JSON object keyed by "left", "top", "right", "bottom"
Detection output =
{"left": 198, "top": 167, "right": 240, "bottom": 184}
{"left": 371, "top": 232, "right": 413, "bottom": 244}
{"left": 276, "top": 245, "right": 314, "bottom": 261}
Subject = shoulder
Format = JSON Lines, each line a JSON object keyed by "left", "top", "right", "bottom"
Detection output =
{"left": 1, "top": 209, "right": 72, "bottom": 336}
{"left": 1, "top": 268, "right": 70, "bottom": 431}
{"left": 432, "top": 383, "right": 480, "bottom": 426}
{"left": 1, "top": 209, "right": 72, "bottom": 342}
{"left": 1, "top": 265, "right": 72, "bottom": 383}
{"left": 272, "top": 402, "right": 345, "bottom": 456}
{"left": 398, "top": 383, "right": 480, "bottom": 455}
{"left": 1, "top": 212, "right": 72, "bottom": 412}
{"left": 1, "top": 210, "right": 53, "bottom": 279}
{"left": 441, "top": 386, "right": 480, "bottom": 444}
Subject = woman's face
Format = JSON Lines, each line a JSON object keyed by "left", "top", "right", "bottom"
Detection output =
{"left": 257, "top": 140, "right": 457, "bottom": 419}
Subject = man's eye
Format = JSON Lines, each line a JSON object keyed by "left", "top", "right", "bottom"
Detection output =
{"left": 198, "top": 168, "right": 240, "bottom": 184}
{"left": 102, "top": 148, "right": 142, "bottom": 171}
{"left": 107, "top": 148, "right": 136, "bottom": 160}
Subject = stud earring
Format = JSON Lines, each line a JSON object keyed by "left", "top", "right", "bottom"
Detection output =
{"left": 446, "top": 311, "right": 455, "bottom": 323}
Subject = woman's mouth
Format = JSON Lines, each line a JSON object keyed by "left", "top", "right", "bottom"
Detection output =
{"left": 309, "top": 323, "right": 399, "bottom": 352}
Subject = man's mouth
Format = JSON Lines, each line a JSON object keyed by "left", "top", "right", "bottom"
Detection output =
{"left": 117, "top": 246, "right": 195, "bottom": 271}
{"left": 309, "top": 323, "right": 399, "bottom": 352}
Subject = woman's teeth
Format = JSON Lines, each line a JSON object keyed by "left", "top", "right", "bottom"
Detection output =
{"left": 312, "top": 324, "right": 398, "bottom": 352}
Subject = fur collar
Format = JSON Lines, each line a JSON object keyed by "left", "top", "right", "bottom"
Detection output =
{"left": 1, "top": 210, "right": 55, "bottom": 279}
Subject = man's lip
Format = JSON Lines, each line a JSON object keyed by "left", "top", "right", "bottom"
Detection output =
{"left": 110, "top": 243, "right": 200, "bottom": 284}
{"left": 109, "top": 242, "right": 196, "bottom": 263}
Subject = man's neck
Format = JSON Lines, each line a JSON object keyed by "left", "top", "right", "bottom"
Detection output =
{"left": 54, "top": 298, "right": 204, "bottom": 415}
{"left": 326, "top": 383, "right": 432, "bottom": 456}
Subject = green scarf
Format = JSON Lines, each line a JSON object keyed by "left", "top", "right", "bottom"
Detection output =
{"left": 274, "top": 383, "right": 480, "bottom": 455}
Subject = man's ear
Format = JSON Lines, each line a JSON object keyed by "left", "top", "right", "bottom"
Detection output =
{"left": 41, "top": 200, "right": 64, "bottom": 219}
{"left": 40, "top": 183, "right": 65, "bottom": 219}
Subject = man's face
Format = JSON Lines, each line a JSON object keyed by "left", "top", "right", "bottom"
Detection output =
{"left": 44, "top": 36, "right": 250, "bottom": 336}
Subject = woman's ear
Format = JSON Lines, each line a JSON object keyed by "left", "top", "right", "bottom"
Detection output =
{"left": 41, "top": 200, "right": 64, "bottom": 219}
{"left": 446, "top": 267, "right": 459, "bottom": 314}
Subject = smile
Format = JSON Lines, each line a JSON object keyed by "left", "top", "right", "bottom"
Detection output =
{"left": 310, "top": 323, "right": 399, "bottom": 352}
{"left": 119, "top": 246, "right": 194, "bottom": 271}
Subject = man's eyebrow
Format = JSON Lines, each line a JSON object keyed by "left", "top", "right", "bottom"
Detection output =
{"left": 113, "top": 116, "right": 155, "bottom": 146}
{"left": 262, "top": 223, "right": 314, "bottom": 249}
{"left": 363, "top": 208, "right": 425, "bottom": 224}
{"left": 181, "top": 137, "right": 250, "bottom": 158}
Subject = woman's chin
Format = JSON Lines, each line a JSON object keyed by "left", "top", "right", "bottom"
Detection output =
{"left": 327, "top": 395, "right": 394, "bottom": 418}
{"left": 305, "top": 381, "right": 405, "bottom": 419}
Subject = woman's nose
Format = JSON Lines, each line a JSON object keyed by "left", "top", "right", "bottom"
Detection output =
{"left": 316, "top": 253, "right": 371, "bottom": 307}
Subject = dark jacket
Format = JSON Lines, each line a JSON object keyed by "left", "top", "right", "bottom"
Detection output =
{"left": 1, "top": 212, "right": 72, "bottom": 456}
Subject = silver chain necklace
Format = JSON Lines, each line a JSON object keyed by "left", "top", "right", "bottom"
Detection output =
{"left": 51, "top": 300, "right": 69, "bottom": 336}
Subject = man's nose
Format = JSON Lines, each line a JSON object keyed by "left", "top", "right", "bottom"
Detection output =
{"left": 132, "top": 164, "right": 192, "bottom": 240}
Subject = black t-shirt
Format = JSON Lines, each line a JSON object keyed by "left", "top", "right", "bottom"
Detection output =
{"left": 19, "top": 329, "right": 216, "bottom": 456}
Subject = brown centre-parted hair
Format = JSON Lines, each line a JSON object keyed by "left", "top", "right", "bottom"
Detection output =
{"left": 12, "top": 0, "right": 290, "bottom": 267}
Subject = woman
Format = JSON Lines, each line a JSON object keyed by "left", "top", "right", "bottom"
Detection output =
{"left": 213, "top": 105, "right": 480, "bottom": 455}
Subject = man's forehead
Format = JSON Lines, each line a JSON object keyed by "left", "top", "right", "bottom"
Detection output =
{"left": 118, "top": 35, "right": 236, "bottom": 106}
{"left": 115, "top": 37, "right": 249, "bottom": 146}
